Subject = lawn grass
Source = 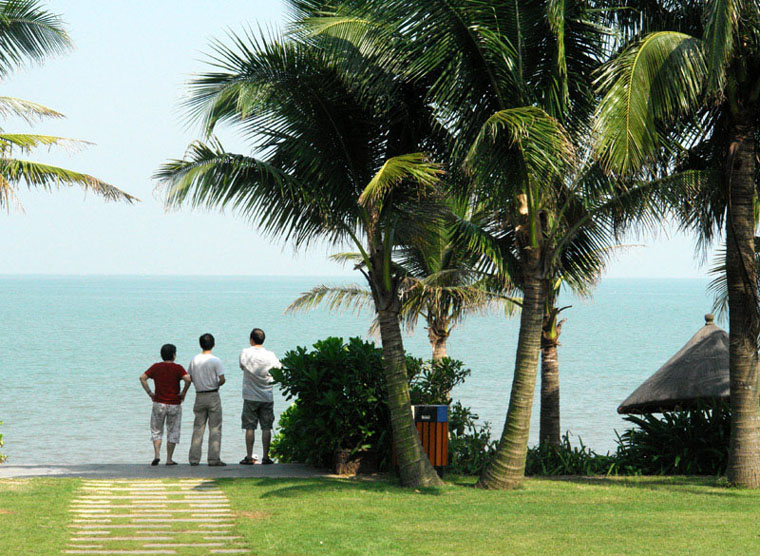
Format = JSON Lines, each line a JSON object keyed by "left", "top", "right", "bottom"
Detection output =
{"left": 3, "top": 475, "right": 760, "bottom": 555}
{"left": 220, "top": 475, "right": 760, "bottom": 556}
{"left": 0, "top": 478, "right": 78, "bottom": 554}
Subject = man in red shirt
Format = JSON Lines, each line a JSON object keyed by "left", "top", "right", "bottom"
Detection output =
{"left": 140, "top": 344, "right": 192, "bottom": 466}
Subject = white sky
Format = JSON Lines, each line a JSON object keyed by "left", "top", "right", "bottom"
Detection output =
{"left": 0, "top": 0, "right": 718, "bottom": 278}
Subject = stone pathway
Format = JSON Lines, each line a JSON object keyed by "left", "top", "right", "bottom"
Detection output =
{"left": 65, "top": 479, "right": 249, "bottom": 555}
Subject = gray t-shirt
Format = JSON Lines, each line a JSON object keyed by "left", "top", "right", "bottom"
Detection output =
{"left": 188, "top": 353, "right": 225, "bottom": 392}
{"left": 239, "top": 345, "right": 281, "bottom": 402}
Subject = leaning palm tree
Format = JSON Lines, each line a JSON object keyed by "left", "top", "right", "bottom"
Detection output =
{"left": 155, "top": 33, "right": 447, "bottom": 487}
{"left": 0, "top": 1, "right": 134, "bottom": 207}
{"left": 593, "top": 0, "right": 760, "bottom": 487}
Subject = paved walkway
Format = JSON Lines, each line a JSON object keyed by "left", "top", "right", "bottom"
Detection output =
{"left": 65, "top": 479, "right": 247, "bottom": 555}
{"left": 0, "top": 463, "right": 334, "bottom": 479}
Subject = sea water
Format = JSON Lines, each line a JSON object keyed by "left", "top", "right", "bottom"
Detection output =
{"left": 0, "top": 276, "right": 714, "bottom": 464}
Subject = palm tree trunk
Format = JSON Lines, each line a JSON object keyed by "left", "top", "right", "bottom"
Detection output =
{"left": 477, "top": 263, "right": 545, "bottom": 489}
{"left": 725, "top": 121, "right": 760, "bottom": 488}
{"left": 427, "top": 324, "right": 449, "bottom": 361}
{"left": 377, "top": 308, "right": 444, "bottom": 487}
{"left": 432, "top": 339, "right": 447, "bottom": 360}
{"left": 540, "top": 329, "right": 561, "bottom": 448}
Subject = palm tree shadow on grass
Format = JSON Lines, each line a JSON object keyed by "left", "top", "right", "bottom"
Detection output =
{"left": 219, "top": 477, "right": 446, "bottom": 497}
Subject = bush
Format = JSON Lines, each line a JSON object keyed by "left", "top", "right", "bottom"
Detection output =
{"left": 271, "top": 336, "right": 732, "bottom": 477}
{"left": 270, "top": 337, "right": 390, "bottom": 468}
{"left": 526, "top": 434, "right": 617, "bottom": 476}
{"left": 524, "top": 402, "right": 731, "bottom": 477}
{"left": 0, "top": 421, "right": 6, "bottom": 464}
{"left": 614, "top": 401, "right": 730, "bottom": 476}
{"left": 447, "top": 402, "right": 496, "bottom": 475}
{"left": 407, "top": 357, "right": 471, "bottom": 405}
{"left": 270, "top": 337, "right": 485, "bottom": 473}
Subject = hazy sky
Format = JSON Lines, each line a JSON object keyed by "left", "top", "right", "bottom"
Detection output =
{"left": 1, "top": 0, "right": 717, "bottom": 278}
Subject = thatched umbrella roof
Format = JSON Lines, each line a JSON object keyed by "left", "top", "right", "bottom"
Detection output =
{"left": 617, "top": 314, "right": 730, "bottom": 414}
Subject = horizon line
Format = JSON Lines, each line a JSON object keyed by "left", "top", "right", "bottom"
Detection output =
{"left": 0, "top": 273, "right": 710, "bottom": 280}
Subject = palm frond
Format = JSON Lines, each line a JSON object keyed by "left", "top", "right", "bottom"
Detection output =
{"left": 0, "top": 158, "right": 137, "bottom": 210}
{"left": 0, "top": 171, "right": 21, "bottom": 210}
{"left": 0, "top": 0, "right": 71, "bottom": 76}
{"left": 707, "top": 244, "right": 729, "bottom": 321}
{"left": 467, "top": 105, "right": 575, "bottom": 189}
{"left": 702, "top": 0, "right": 741, "bottom": 94}
{"left": 155, "top": 139, "right": 337, "bottom": 247}
{"left": 0, "top": 96, "right": 63, "bottom": 122}
{"left": 359, "top": 153, "right": 443, "bottom": 207}
{"left": 592, "top": 31, "right": 706, "bottom": 175}
{"left": 0, "top": 133, "right": 91, "bottom": 155}
{"left": 707, "top": 237, "right": 760, "bottom": 322}
{"left": 328, "top": 251, "right": 365, "bottom": 266}
{"left": 285, "top": 283, "right": 374, "bottom": 314}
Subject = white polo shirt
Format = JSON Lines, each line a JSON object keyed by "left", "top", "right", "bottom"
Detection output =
{"left": 239, "top": 345, "right": 282, "bottom": 402}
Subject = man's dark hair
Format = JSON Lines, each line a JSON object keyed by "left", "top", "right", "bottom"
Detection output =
{"left": 160, "top": 343, "right": 176, "bottom": 362}
{"left": 250, "top": 328, "right": 266, "bottom": 345}
{"left": 199, "top": 333, "right": 215, "bottom": 351}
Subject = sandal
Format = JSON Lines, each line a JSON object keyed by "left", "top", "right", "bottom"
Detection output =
{"left": 151, "top": 458, "right": 160, "bottom": 466}
{"left": 239, "top": 456, "right": 254, "bottom": 465}
{"left": 261, "top": 457, "right": 274, "bottom": 465}
{"left": 166, "top": 461, "right": 177, "bottom": 466}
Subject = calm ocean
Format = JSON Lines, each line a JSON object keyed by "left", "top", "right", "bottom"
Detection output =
{"left": 0, "top": 276, "right": 714, "bottom": 464}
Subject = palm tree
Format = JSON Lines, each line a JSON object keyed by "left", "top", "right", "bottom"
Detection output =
{"left": 539, "top": 281, "right": 571, "bottom": 448}
{"left": 395, "top": 204, "right": 521, "bottom": 361}
{"left": 0, "top": 1, "right": 134, "bottom": 208}
{"left": 306, "top": 0, "right": 625, "bottom": 489}
{"left": 593, "top": 0, "right": 760, "bottom": 487}
{"left": 539, "top": 258, "right": 604, "bottom": 448}
{"left": 287, "top": 203, "right": 520, "bottom": 362}
{"left": 155, "top": 33, "right": 447, "bottom": 487}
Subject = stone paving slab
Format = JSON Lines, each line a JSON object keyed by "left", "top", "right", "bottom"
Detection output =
{"left": 0, "top": 463, "right": 335, "bottom": 479}
{"left": 64, "top": 480, "right": 250, "bottom": 556}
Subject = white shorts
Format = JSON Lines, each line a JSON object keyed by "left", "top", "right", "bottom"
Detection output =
{"left": 150, "top": 402, "right": 182, "bottom": 444}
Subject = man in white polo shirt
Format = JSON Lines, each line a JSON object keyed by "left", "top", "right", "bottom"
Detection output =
{"left": 239, "top": 327, "right": 281, "bottom": 465}
{"left": 187, "top": 332, "right": 226, "bottom": 466}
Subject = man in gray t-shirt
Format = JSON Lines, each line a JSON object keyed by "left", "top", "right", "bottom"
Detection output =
{"left": 187, "top": 333, "right": 226, "bottom": 466}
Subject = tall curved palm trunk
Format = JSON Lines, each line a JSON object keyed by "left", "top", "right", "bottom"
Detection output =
{"left": 477, "top": 256, "right": 545, "bottom": 489}
{"left": 725, "top": 120, "right": 760, "bottom": 487}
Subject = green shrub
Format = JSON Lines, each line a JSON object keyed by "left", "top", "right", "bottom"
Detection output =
{"left": 407, "top": 357, "right": 471, "bottom": 405}
{"left": 0, "top": 421, "right": 6, "bottom": 464}
{"left": 447, "top": 402, "right": 496, "bottom": 475}
{"left": 271, "top": 337, "right": 483, "bottom": 472}
{"left": 524, "top": 402, "right": 731, "bottom": 477}
{"left": 270, "top": 337, "right": 391, "bottom": 467}
{"left": 614, "top": 401, "right": 730, "bottom": 476}
{"left": 526, "top": 434, "right": 617, "bottom": 476}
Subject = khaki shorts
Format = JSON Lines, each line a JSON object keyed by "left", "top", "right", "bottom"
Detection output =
{"left": 150, "top": 402, "right": 182, "bottom": 443}
{"left": 241, "top": 400, "right": 274, "bottom": 430}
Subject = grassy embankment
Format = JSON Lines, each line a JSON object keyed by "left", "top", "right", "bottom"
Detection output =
{"left": 3, "top": 476, "right": 760, "bottom": 555}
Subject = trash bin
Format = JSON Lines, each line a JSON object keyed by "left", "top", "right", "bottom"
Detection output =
{"left": 414, "top": 405, "right": 448, "bottom": 476}
{"left": 392, "top": 404, "right": 449, "bottom": 477}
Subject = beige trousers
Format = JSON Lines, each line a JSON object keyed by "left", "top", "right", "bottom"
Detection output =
{"left": 189, "top": 391, "right": 222, "bottom": 464}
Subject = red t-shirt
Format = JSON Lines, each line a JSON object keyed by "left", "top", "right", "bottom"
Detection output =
{"left": 145, "top": 362, "right": 187, "bottom": 405}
